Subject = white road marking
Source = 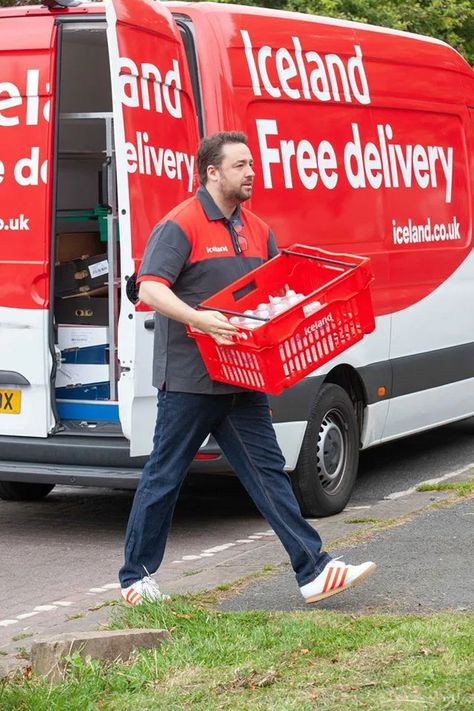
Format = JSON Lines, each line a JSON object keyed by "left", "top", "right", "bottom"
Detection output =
{"left": 169, "top": 528, "right": 277, "bottom": 565}
{"left": 346, "top": 505, "right": 372, "bottom": 510}
{"left": 385, "top": 463, "right": 474, "bottom": 500}
{"left": 203, "top": 543, "right": 236, "bottom": 554}
{"left": 5, "top": 587, "right": 115, "bottom": 629}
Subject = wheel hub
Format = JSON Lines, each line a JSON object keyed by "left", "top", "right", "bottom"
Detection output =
{"left": 316, "top": 411, "right": 346, "bottom": 491}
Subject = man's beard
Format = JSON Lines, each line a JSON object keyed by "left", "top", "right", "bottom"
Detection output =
{"left": 221, "top": 183, "right": 253, "bottom": 204}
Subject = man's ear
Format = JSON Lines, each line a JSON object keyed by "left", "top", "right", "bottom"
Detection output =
{"left": 207, "top": 164, "right": 219, "bottom": 183}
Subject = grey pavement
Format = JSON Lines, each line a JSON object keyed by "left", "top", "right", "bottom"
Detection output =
{"left": 217, "top": 497, "right": 474, "bottom": 614}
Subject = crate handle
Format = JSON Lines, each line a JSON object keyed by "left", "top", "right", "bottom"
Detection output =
{"left": 232, "top": 279, "right": 257, "bottom": 302}
{"left": 282, "top": 249, "right": 358, "bottom": 269}
{"left": 195, "top": 304, "right": 269, "bottom": 322}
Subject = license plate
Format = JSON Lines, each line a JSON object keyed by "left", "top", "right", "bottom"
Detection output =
{"left": 0, "top": 389, "right": 21, "bottom": 414}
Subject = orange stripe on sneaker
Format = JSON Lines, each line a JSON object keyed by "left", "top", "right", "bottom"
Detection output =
{"left": 330, "top": 567, "right": 341, "bottom": 590}
{"left": 322, "top": 567, "right": 335, "bottom": 593}
{"left": 127, "top": 590, "right": 141, "bottom": 605}
{"left": 339, "top": 567, "right": 349, "bottom": 588}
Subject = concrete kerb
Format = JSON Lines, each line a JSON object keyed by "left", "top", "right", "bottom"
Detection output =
{"left": 0, "top": 655, "right": 29, "bottom": 681}
{"left": 30, "top": 628, "right": 171, "bottom": 684}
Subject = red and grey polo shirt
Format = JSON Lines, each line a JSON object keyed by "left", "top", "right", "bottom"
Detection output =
{"left": 137, "top": 186, "right": 278, "bottom": 393}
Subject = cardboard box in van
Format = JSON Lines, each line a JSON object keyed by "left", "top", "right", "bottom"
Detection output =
{"left": 57, "top": 325, "right": 108, "bottom": 351}
{"left": 55, "top": 295, "right": 109, "bottom": 326}
{"left": 56, "top": 232, "right": 103, "bottom": 264}
{"left": 55, "top": 254, "right": 109, "bottom": 297}
{"left": 56, "top": 363, "right": 109, "bottom": 389}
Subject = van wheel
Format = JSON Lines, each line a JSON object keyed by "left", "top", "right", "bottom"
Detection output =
{"left": 293, "top": 384, "right": 359, "bottom": 518}
{"left": 0, "top": 481, "right": 55, "bottom": 501}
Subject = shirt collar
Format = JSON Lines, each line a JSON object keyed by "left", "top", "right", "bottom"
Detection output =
{"left": 196, "top": 185, "right": 243, "bottom": 227}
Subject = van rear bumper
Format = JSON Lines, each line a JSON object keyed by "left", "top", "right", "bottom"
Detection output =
{"left": 0, "top": 433, "right": 231, "bottom": 487}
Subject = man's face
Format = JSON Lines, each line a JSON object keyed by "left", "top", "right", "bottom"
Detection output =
{"left": 211, "top": 142, "right": 255, "bottom": 204}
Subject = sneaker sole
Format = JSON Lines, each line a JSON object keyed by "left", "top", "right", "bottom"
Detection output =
{"left": 304, "top": 562, "right": 377, "bottom": 604}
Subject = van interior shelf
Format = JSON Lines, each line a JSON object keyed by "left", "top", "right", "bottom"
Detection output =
{"left": 57, "top": 209, "right": 97, "bottom": 217}
{"left": 59, "top": 151, "right": 106, "bottom": 159}
{"left": 60, "top": 112, "right": 114, "bottom": 120}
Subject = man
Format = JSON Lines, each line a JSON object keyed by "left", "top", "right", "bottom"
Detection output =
{"left": 119, "top": 131, "right": 376, "bottom": 606}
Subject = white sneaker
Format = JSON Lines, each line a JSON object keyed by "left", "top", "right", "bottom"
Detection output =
{"left": 300, "top": 559, "right": 376, "bottom": 604}
{"left": 121, "top": 575, "right": 170, "bottom": 606}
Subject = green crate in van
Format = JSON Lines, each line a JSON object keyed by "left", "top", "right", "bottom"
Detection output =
{"left": 94, "top": 206, "right": 120, "bottom": 242}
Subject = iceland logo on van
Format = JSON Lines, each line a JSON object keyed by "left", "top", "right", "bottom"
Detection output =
{"left": 241, "top": 30, "right": 370, "bottom": 105}
{"left": 118, "top": 57, "right": 182, "bottom": 119}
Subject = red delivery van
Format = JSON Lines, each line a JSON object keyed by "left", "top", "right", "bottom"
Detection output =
{"left": 0, "top": 0, "right": 473, "bottom": 516}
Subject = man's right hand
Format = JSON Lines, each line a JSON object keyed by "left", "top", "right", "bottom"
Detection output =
{"left": 190, "top": 310, "right": 239, "bottom": 345}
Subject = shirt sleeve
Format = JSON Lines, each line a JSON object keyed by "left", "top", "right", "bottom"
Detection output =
{"left": 137, "top": 220, "right": 191, "bottom": 287}
{"left": 267, "top": 229, "right": 279, "bottom": 259}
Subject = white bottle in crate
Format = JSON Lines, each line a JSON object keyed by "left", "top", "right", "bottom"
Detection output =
{"left": 281, "top": 287, "right": 306, "bottom": 311}
{"left": 268, "top": 295, "right": 285, "bottom": 317}
{"left": 241, "top": 309, "right": 260, "bottom": 329}
{"left": 272, "top": 302, "right": 287, "bottom": 316}
{"left": 302, "top": 300, "right": 322, "bottom": 317}
{"left": 256, "top": 303, "right": 271, "bottom": 321}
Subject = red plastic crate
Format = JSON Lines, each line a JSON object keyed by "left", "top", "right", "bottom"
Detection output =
{"left": 187, "top": 244, "right": 375, "bottom": 395}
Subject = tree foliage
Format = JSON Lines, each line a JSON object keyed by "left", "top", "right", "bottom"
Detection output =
{"left": 0, "top": 0, "right": 472, "bottom": 64}
{"left": 219, "top": 0, "right": 474, "bottom": 65}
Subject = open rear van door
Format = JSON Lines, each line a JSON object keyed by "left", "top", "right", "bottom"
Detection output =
{"left": 106, "top": 0, "right": 200, "bottom": 455}
{"left": 0, "top": 14, "right": 57, "bottom": 437}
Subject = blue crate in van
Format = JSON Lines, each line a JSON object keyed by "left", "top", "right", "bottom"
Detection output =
{"left": 56, "top": 400, "right": 119, "bottom": 422}
{"left": 55, "top": 381, "right": 110, "bottom": 401}
{"left": 61, "top": 344, "right": 109, "bottom": 365}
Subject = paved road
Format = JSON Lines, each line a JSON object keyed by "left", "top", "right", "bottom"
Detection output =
{"left": 1, "top": 416, "right": 473, "bottom": 668}
{"left": 218, "top": 497, "right": 474, "bottom": 614}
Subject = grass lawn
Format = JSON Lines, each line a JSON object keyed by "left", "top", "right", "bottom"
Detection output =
{"left": 416, "top": 480, "right": 474, "bottom": 497}
{"left": 1, "top": 596, "right": 473, "bottom": 711}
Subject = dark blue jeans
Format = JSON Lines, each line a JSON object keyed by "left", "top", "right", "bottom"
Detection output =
{"left": 119, "top": 390, "right": 331, "bottom": 588}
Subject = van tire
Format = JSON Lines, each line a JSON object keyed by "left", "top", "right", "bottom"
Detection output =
{"left": 293, "top": 384, "right": 359, "bottom": 518}
{"left": 0, "top": 481, "right": 55, "bottom": 501}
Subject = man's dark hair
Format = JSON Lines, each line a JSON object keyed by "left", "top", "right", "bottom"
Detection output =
{"left": 197, "top": 131, "right": 248, "bottom": 185}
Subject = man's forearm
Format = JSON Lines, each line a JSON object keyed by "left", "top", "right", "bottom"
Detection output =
{"left": 139, "top": 279, "right": 238, "bottom": 344}
{"left": 138, "top": 281, "right": 200, "bottom": 328}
